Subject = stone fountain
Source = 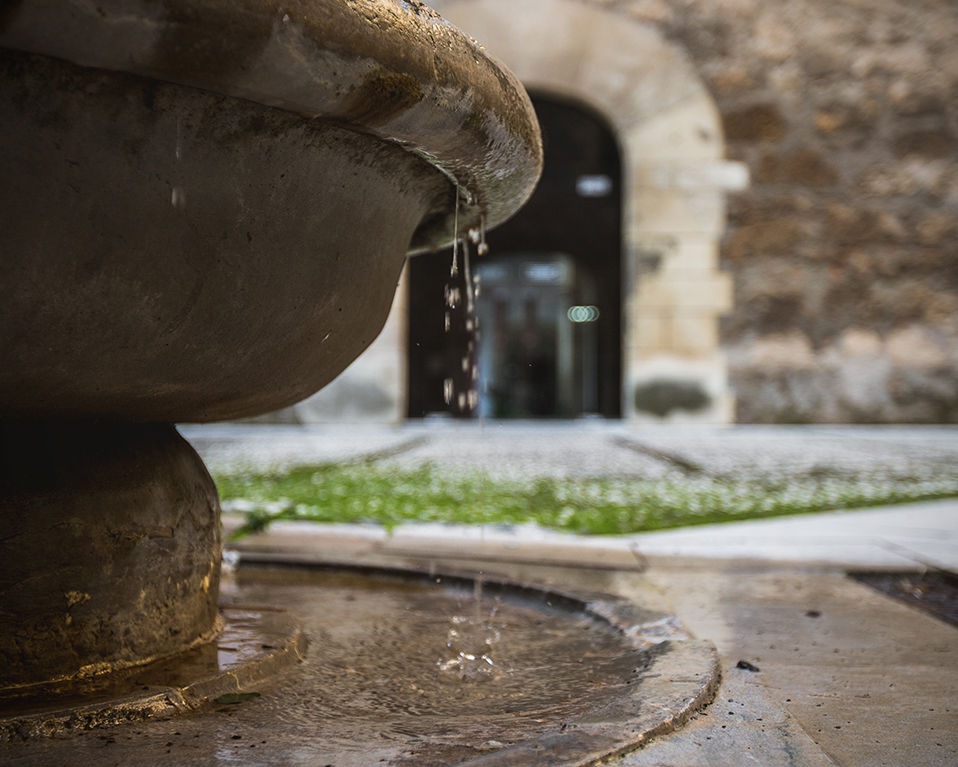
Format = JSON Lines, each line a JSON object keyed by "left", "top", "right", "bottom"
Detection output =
{"left": 0, "top": 5, "right": 720, "bottom": 763}
{"left": 0, "top": 0, "right": 541, "bottom": 693}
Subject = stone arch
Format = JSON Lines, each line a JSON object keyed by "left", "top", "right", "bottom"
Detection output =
{"left": 285, "top": 0, "right": 747, "bottom": 424}
{"left": 431, "top": 0, "right": 746, "bottom": 422}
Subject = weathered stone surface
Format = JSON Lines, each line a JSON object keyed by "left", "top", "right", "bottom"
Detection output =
{"left": 893, "top": 129, "right": 957, "bottom": 160}
{"left": 0, "top": 0, "right": 543, "bottom": 249}
{"left": 724, "top": 218, "right": 802, "bottom": 262}
{"left": 0, "top": 0, "right": 543, "bottom": 424}
{"left": 722, "top": 103, "right": 788, "bottom": 143}
{"left": 0, "top": 421, "right": 221, "bottom": 687}
{"left": 755, "top": 148, "right": 839, "bottom": 187}
{"left": 581, "top": 0, "right": 958, "bottom": 423}
{"left": 727, "top": 325, "right": 958, "bottom": 423}
{"left": 0, "top": 608, "right": 307, "bottom": 739}
{"left": 0, "top": 49, "right": 450, "bottom": 422}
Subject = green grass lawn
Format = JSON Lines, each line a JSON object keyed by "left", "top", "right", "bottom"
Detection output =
{"left": 216, "top": 462, "right": 958, "bottom": 540}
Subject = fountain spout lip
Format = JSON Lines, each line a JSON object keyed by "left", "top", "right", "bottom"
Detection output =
{"left": 0, "top": 0, "right": 542, "bottom": 252}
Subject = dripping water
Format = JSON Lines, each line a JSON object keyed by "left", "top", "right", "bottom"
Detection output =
{"left": 442, "top": 186, "right": 462, "bottom": 409}
{"left": 462, "top": 235, "right": 481, "bottom": 414}
{"left": 440, "top": 197, "right": 491, "bottom": 418}
{"left": 477, "top": 214, "right": 489, "bottom": 256}
{"left": 450, "top": 189, "right": 460, "bottom": 278}
{"left": 463, "top": 215, "right": 488, "bottom": 420}
{"left": 474, "top": 573, "right": 483, "bottom": 623}
{"left": 441, "top": 187, "right": 481, "bottom": 418}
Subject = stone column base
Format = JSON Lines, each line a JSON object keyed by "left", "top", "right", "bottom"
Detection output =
{"left": 0, "top": 420, "right": 221, "bottom": 689}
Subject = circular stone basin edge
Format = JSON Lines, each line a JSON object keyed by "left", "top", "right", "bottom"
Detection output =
{"left": 0, "top": 608, "right": 307, "bottom": 742}
{"left": 236, "top": 555, "right": 722, "bottom": 767}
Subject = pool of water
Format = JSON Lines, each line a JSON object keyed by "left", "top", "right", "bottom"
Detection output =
{"left": 227, "top": 566, "right": 649, "bottom": 764}
{"left": 2, "top": 564, "right": 653, "bottom": 766}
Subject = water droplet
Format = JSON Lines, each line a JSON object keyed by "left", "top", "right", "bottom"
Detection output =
{"left": 443, "top": 378, "right": 454, "bottom": 404}
{"left": 462, "top": 238, "right": 475, "bottom": 315}
{"left": 444, "top": 285, "right": 460, "bottom": 309}
{"left": 477, "top": 215, "right": 489, "bottom": 256}
{"left": 457, "top": 392, "right": 466, "bottom": 410}
{"left": 461, "top": 356, "right": 469, "bottom": 372}
{"left": 451, "top": 184, "right": 460, "bottom": 276}
{"left": 444, "top": 312, "right": 451, "bottom": 332}
{"left": 474, "top": 576, "right": 483, "bottom": 621}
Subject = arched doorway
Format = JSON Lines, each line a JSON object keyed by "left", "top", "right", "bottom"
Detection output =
{"left": 282, "top": 0, "right": 744, "bottom": 424}
{"left": 407, "top": 94, "right": 622, "bottom": 419}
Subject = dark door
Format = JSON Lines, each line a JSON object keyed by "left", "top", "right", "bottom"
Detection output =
{"left": 407, "top": 94, "right": 622, "bottom": 419}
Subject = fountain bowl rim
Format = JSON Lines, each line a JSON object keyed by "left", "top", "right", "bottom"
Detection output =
{"left": 0, "top": 0, "right": 543, "bottom": 252}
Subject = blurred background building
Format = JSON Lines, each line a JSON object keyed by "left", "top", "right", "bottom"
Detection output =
{"left": 258, "top": 0, "right": 957, "bottom": 425}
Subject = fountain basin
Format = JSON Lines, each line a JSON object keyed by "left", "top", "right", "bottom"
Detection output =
{"left": 0, "top": 0, "right": 541, "bottom": 421}
{"left": 0, "top": 0, "right": 541, "bottom": 689}
{"left": 1, "top": 561, "right": 719, "bottom": 766}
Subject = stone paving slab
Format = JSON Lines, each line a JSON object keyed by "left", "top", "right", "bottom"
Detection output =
{"left": 626, "top": 561, "right": 958, "bottom": 767}
{"left": 610, "top": 425, "right": 958, "bottom": 479}
{"left": 620, "top": 500, "right": 958, "bottom": 569}
{"left": 223, "top": 518, "right": 648, "bottom": 571}
{"left": 387, "top": 423, "right": 958, "bottom": 481}
{"left": 616, "top": 661, "right": 839, "bottom": 767}
{"left": 380, "top": 423, "right": 674, "bottom": 479}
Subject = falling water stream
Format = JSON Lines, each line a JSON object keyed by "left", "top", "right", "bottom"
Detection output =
{"left": 441, "top": 184, "right": 484, "bottom": 416}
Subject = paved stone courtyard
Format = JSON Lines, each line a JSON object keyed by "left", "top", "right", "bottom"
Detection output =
{"left": 178, "top": 422, "right": 958, "bottom": 766}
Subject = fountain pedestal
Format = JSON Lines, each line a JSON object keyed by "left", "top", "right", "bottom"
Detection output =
{"left": 0, "top": 421, "right": 221, "bottom": 688}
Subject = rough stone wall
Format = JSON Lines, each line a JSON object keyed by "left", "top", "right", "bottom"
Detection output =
{"left": 593, "top": 0, "right": 958, "bottom": 422}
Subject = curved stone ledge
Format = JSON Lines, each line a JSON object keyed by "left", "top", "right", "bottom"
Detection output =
{"left": 230, "top": 556, "right": 722, "bottom": 766}
{"left": 0, "top": 0, "right": 543, "bottom": 250}
{"left": 0, "top": 48, "right": 450, "bottom": 420}
{"left": 0, "top": 608, "right": 307, "bottom": 741}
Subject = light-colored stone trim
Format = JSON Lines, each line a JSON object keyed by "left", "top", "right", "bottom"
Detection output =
{"left": 300, "top": 0, "right": 745, "bottom": 422}
{"left": 436, "top": 0, "right": 743, "bottom": 423}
